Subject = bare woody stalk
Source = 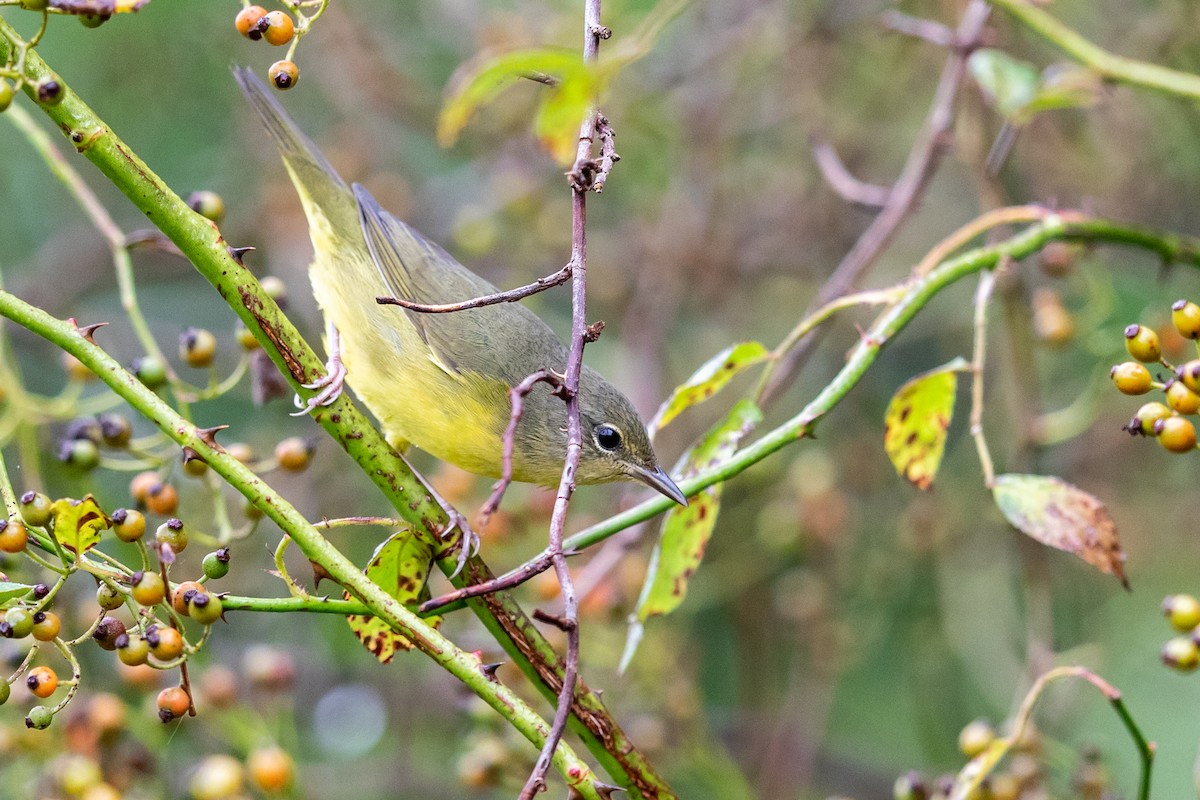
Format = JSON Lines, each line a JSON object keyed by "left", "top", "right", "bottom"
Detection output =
{"left": 520, "top": 0, "right": 606, "bottom": 794}
{"left": 0, "top": 19, "right": 675, "bottom": 798}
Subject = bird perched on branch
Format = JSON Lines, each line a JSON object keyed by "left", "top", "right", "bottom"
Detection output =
{"left": 234, "top": 68, "right": 686, "bottom": 510}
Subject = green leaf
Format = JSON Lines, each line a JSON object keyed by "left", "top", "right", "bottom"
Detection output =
{"left": 346, "top": 529, "right": 439, "bottom": 663}
{"left": 534, "top": 68, "right": 597, "bottom": 165}
{"left": 992, "top": 474, "right": 1127, "bottom": 586}
{"left": 968, "top": 48, "right": 1040, "bottom": 120}
{"left": 649, "top": 342, "right": 769, "bottom": 434}
{"left": 882, "top": 357, "right": 968, "bottom": 490}
{"left": 0, "top": 582, "right": 35, "bottom": 605}
{"left": 1021, "top": 64, "right": 1103, "bottom": 120}
{"left": 622, "top": 400, "right": 762, "bottom": 671}
{"left": 50, "top": 494, "right": 109, "bottom": 555}
{"left": 437, "top": 48, "right": 583, "bottom": 147}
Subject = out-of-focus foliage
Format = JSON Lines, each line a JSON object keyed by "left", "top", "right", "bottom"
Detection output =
{"left": 4, "top": 0, "right": 1200, "bottom": 798}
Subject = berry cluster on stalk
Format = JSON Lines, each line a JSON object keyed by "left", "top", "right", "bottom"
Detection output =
{"left": 1114, "top": 300, "right": 1200, "bottom": 453}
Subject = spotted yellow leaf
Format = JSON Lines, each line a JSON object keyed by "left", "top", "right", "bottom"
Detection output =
{"left": 346, "top": 530, "right": 439, "bottom": 663}
{"left": 49, "top": 494, "right": 109, "bottom": 555}
{"left": 883, "top": 357, "right": 968, "bottom": 490}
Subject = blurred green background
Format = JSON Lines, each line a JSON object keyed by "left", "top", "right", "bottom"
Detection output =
{"left": 5, "top": 0, "right": 1200, "bottom": 798}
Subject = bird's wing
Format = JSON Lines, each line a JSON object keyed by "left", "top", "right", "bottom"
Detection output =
{"left": 354, "top": 183, "right": 567, "bottom": 381}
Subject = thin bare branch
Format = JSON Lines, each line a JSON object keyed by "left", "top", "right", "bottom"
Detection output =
{"left": 811, "top": 136, "right": 891, "bottom": 209}
{"left": 376, "top": 264, "right": 570, "bottom": 314}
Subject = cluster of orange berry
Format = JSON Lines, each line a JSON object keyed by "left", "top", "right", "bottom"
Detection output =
{"left": 235, "top": 4, "right": 301, "bottom": 90}
{"left": 1113, "top": 299, "right": 1200, "bottom": 452}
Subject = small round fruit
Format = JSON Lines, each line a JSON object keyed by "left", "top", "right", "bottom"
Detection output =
{"left": 172, "top": 580, "right": 205, "bottom": 615}
{"left": 1179, "top": 360, "right": 1200, "bottom": 394}
{"left": 188, "top": 592, "right": 224, "bottom": 625}
{"left": 1124, "top": 323, "right": 1162, "bottom": 363}
{"left": 892, "top": 772, "right": 927, "bottom": 800}
{"left": 1110, "top": 362, "right": 1152, "bottom": 395}
{"left": 35, "top": 78, "right": 63, "bottom": 105}
{"left": 31, "top": 612, "right": 61, "bottom": 642}
{"left": 111, "top": 508, "right": 147, "bottom": 542}
{"left": 1, "top": 607, "right": 34, "bottom": 639}
{"left": 226, "top": 442, "right": 254, "bottom": 463}
{"left": 60, "top": 755, "right": 104, "bottom": 796}
{"left": 248, "top": 746, "right": 294, "bottom": 793}
{"left": 181, "top": 448, "right": 209, "bottom": 477}
{"left": 268, "top": 60, "right": 299, "bottom": 90}
{"left": 59, "top": 438, "right": 100, "bottom": 470}
{"left": 131, "top": 571, "right": 166, "bottom": 607}
{"left": 1166, "top": 380, "right": 1200, "bottom": 415}
{"left": 275, "top": 437, "right": 312, "bottom": 471}
{"left": 19, "top": 0, "right": 49, "bottom": 8}
{"left": 155, "top": 518, "right": 188, "bottom": 553}
{"left": 27, "top": 665, "right": 58, "bottom": 698}
{"left": 96, "top": 582, "right": 125, "bottom": 611}
{"left": 1173, "top": 300, "right": 1200, "bottom": 340}
{"left": 1163, "top": 594, "right": 1200, "bottom": 632}
{"left": 203, "top": 549, "right": 231, "bottom": 580}
{"left": 116, "top": 633, "right": 150, "bottom": 666}
{"left": 147, "top": 625, "right": 184, "bottom": 661}
{"left": 129, "top": 471, "right": 159, "bottom": 504}
{"left": 79, "top": 12, "right": 106, "bottom": 27}
{"left": 97, "top": 413, "right": 133, "bottom": 447}
{"left": 26, "top": 703, "right": 55, "bottom": 729}
{"left": 1163, "top": 635, "right": 1200, "bottom": 671}
{"left": 190, "top": 754, "right": 245, "bottom": 799}
{"left": 235, "top": 5, "right": 268, "bottom": 38}
{"left": 144, "top": 483, "right": 179, "bottom": 516}
{"left": 261, "top": 10, "right": 295, "bottom": 45}
{"left": 26, "top": 705, "right": 53, "bottom": 729}
{"left": 187, "top": 191, "right": 226, "bottom": 224}
{"left": 32, "top": 583, "right": 50, "bottom": 600}
{"left": 260, "top": 276, "right": 287, "bottom": 304}
{"left": 19, "top": 491, "right": 52, "bottom": 527}
{"left": 156, "top": 686, "right": 190, "bottom": 722}
{"left": 0, "top": 518, "right": 28, "bottom": 553}
{"left": 179, "top": 327, "right": 218, "bottom": 368}
{"left": 958, "top": 718, "right": 995, "bottom": 758}
{"left": 133, "top": 355, "right": 168, "bottom": 389}
{"left": 1156, "top": 416, "right": 1197, "bottom": 453}
{"left": 0, "top": 680, "right": 9, "bottom": 705}
{"left": 93, "top": 617, "right": 127, "bottom": 651}
{"left": 235, "top": 322, "right": 261, "bottom": 351}
{"left": 0, "top": 80, "right": 13, "bottom": 113}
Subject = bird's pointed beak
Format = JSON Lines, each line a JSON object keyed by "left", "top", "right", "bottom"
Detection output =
{"left": 630, "top": 464, "right": 689, "bottom": 507}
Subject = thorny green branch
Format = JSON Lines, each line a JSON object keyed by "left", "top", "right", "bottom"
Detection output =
{"left": 0, "top": 17, "right": 672, "bottom": 798}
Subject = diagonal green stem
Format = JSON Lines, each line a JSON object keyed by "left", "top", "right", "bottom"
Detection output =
{"left": 0, "top": 17, "right": 673, "bottom": 796}
{"left": 988, "top": 0, "right": 1200, "bottom": 101}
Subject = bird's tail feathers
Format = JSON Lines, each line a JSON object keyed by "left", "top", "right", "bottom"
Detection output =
{"left": 232, "top": 66, "right": 347, "bottom": 198}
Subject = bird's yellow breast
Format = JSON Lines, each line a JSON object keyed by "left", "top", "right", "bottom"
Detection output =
{"left": 305, "top": 214, "right": 511, "bottom": 478}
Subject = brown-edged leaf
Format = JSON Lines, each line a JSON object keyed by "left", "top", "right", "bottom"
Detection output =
{"left": 346, "top": 529, "right": 439, "bottom": 663}
{"left": 49, "top": 494, "right": 109, "bottom": 555}
{"left": 621, "top": 400, "right": 762, "bottom": 671}
{"left": 992, "top": 474, "right": 1127, "bottom": 587}
{"left": 883, "top": 357, "right": 968, "bottom": 490}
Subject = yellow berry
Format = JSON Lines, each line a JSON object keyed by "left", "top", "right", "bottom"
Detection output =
{"left": 147, "top": 625, "right": 184, "bottom": 661}
{"left": 958, "top": 719, "right": 996, "bottom": 759}
{"left": 1134, "top": 402, "right": 1172, "bottom": 435}
{"left": 1173, "top": 300, "right": 1200, "bottom": 340}
{"left": 179, "top": 327, "right": 218, "bottom": 368}
{"left": 274, "top": 437, "right": 312, "bottom": 471}
{"left": 31, "top": 611, "right": 61, "bottom": 642}
{"left": 26, "top": 665, "right": 58, "bottom": 698}
{"left": 0, "top": 518, "right": 28, "bottom": 553}
{"left": 1163, "top": 635, "right": 1199, "bottom": 671}
{"left": 248, "top": 746, "right": 294, "bottom": 793}
{"left": 1156, "top": 416, "right": 1197, "bottom": 453}
{"left": 1179, "top": 360, "right": 1200, "bottom": 393}
{"left": 1167, "top": 380, "right": 1200, "bottom": 415}
{"left": 1124, "top": 323, "right": 1162, "bottom": 363}
{"left": 1110, "top": 362, "right": 1152, "bottom": 395}
{"left": 1163, "top": 594, "right": 1200, "bottom": 632}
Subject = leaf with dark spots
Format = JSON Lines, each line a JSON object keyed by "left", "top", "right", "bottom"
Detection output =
{"left": 50, "top": 494, "right": 109, "bottom": 554}
{"left": 620, "top": 400, "right": 762, "bottom": 671}
{"left": 649, "top": 342, "right": 769, "bottom": 434}
{"left": 346, "top": 528, "right": 440, "bottom": 662}
{"left": 882, "top": 357, "right": 968, "bottom": 490}
{"left": 993, "top": 474, "right": 1128, "bottom": 586}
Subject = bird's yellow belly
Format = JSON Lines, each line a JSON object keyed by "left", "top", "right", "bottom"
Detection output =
{"left": 307, "top": 244, "right": 509, "bottom": 478}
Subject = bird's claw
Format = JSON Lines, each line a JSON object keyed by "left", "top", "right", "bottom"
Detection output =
{"left": 443, "top": 511, "right": 480, "bottom": 580}
{"left": 291, "top": 352, "right": 347, "bottom": 416}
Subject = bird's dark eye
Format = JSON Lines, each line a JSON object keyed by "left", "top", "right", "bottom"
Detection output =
{"left": 594, "top": 424, "right": 622, "bottom": 452}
